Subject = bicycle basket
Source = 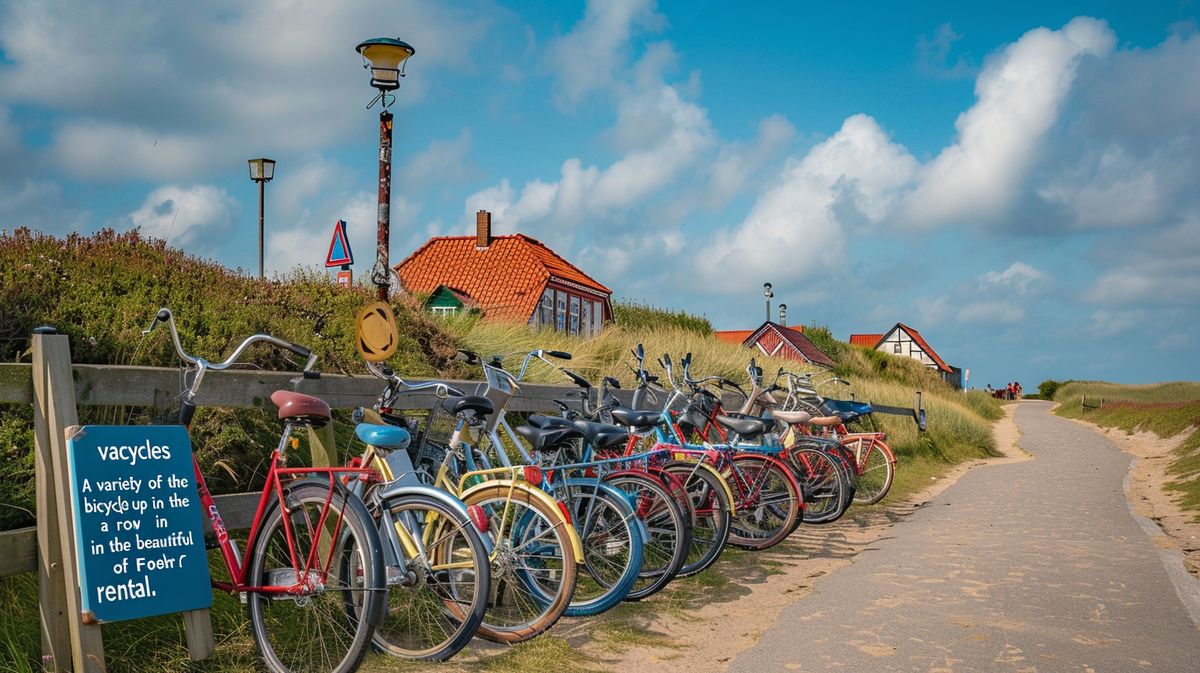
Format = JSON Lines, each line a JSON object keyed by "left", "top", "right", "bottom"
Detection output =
{"left": 414, "top": 401, "right": 457, "bottom": 463}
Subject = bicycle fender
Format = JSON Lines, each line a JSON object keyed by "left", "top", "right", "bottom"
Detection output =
{"left": 459, "top": 479, "right": 585, "bottom": 562}
{"left": 378, "top": 484, "right": 496, "bottom": 554}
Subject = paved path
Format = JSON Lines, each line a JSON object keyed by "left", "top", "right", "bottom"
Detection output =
{"left": 731, "top": 401, "right": 1200, "bottom": 673}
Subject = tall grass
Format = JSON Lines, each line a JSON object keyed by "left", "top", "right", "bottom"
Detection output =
{"left": 1053, "top": 381, "right": 1200, "bottom": 519}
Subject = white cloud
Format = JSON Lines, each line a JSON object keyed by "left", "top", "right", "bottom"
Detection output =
{"left": 916, "top": 23, "right": 976, "bottom": 79}
{"left": 544, "top": 0, "right": 665, "bottom": 107}
{"left": 957, "top": 300, "right": 1025, "bottom": 324}
{"left": 902, "top": 17, "right": 1115, "bottom": 226}
{"left": 0, "top": 180, "right": 89, "bottom": 233}
{"left": 1038, "top": 145, "right": 1172, "bottom": 228}
{"left": 126, "top": 185, "right": 237, "bottom": 250}
{"left": 0, "top": 0, "right": 491, "bottom": 180}
{"left": 1089, "top": 309, "right": 1143, "bottom": 337}
{"left": 396, "top": 130, "right": 475, "bottom": 187}
{"left": 978, "top": 261, "right": 1046, "bottom": 294}
{"left": 464, "top": 79, "right": 713, "bottom": 238}
{"left": 266, "top": 190, "right": 423, "bottom": 277}
{"left": 704, "top": 114, "right": 796, "bottom": 208}
{"left": 697, "top": 114, "right": 917, "bottom": 290}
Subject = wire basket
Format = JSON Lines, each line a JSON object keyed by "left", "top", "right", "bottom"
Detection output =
{"left": 412, "top": 401, "right": 457, "bottom": 470}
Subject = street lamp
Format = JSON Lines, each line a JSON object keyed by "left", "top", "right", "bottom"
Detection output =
{"left": 247, "top": 158, "right": 276, "bottom": 280}
{"left": 779, "top": 303, "right": 787, "bottom": 325}
{"left": 356, "top": 37, "right": 415, "bottom": 301}
{"left": 763, "top": 283, "right": 773, "bottom": 323}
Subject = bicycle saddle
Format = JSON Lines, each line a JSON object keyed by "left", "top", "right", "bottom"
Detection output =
{"left": 532, "top": 415, "right": 629, "bottom": 450}
{"left": 354, "top": 423, "right": 411, "bottom": 450}
{"left": 514, "top": 422, "right": 583, "bottom": 452}
{"left": 442, "top": 395, "right": 495, "bottom": 419}
{"left": 609, "top": 406, "right": 661, "bottom": 429}
{"left": 714, "top": 414, "right": 772, "bottom": 437}
{"left": 270, "top": 390, "right": 331, "bottom": 428}
{"left": 767, "top": 410, "right": 842, "bottom": 431}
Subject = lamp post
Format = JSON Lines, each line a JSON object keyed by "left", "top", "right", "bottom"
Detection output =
{"left": 356, "top": 37, "right": 415, "bottom": 301}
{"left": 247, "top": 158, "right": 276, "bottom": 280}
{"left": 763, "top": 283, "right": 773, "bottom": 323}
{"left": 779, "top": 303, "right": 787, "bottom": 325}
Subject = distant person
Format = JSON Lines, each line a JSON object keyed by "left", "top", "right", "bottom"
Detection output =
{"left": 1007, "top": 382, "right": 1015, "bottom": 400}
{"left": 1015, "top": 382, "right": 1023, "bottom": 399}
{"left": 985, "top": 384, "right": 994, "bottom": 395}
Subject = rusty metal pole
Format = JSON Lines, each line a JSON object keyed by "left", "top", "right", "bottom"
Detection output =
{"left": 257, "top": 178, "right": 265, "bottom": 280}
{"left": 375, "top": 110, "right": 394, "bottom": 301}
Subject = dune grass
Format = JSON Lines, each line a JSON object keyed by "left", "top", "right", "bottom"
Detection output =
{"left": 1053, "top": 381, "right": 1200, "bottom": 519}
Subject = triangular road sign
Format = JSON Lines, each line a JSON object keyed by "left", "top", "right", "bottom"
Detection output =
{"left": 325, "top": 220, "right": 354, "bottom": 267}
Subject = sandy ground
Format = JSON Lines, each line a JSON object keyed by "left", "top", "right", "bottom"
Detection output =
{"left": 1065, "top": 414, "right": 1200, "bottom": 578}
{"left": 589, "top": 404, "right": 1029, "bottom": 672}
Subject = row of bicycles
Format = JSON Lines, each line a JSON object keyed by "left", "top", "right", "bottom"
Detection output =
{"left": 142, "top": 305, "right": 896, "bottom": 673}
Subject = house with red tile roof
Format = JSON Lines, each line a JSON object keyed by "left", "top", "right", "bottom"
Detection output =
{"left": 848, "top": 323, "right": 962, "bottom": 388}
{"left": 715, "top": 322, "right": 836, "bottom": 369}
{"left": 395, "top": 211, "right": 613, "bottom": 335}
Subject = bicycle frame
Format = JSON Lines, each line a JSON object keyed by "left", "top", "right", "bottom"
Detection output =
{"left": 195, "top": 422, "right": 379, "bottom": 595}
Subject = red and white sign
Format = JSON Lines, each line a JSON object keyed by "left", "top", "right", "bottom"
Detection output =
{"left": 325, "top": 220, "right": 353, "bottom": 268}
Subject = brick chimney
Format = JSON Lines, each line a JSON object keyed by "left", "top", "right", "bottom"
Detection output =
{"left": 476, "top": 210, "right": 492, "bottom": 249}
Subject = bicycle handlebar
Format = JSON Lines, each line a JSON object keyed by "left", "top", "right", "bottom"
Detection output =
{"left": 365, "top": 360, "right": 461, "bottom": 405}
{"left": 143, "top": 306, "right": 319, "bottom": 400}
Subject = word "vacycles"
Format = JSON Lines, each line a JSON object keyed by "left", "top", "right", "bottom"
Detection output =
{"left": 96, "top": 439, "right": 172, "bottom": 466}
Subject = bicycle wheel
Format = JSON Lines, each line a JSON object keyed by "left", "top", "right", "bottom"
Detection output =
{"left": 726, "top": 455, "right": 802, "bottom": 551}
{"left": 372, "top": 494, "right": 489, "bottom": 661}
{"left": 461, "top": 484, "right": 578, "bottom": 643}
{"left": 850, "top": 437, "right": 895, "bottom": 505}
{"left": 247, "top": 480, "right": 383, "bottom": 673}
{"left": 604, "top": 472, "right": 690, "bottom": 601}
{"left": 787, "top": 447, "right": 847, "bottom": 524}
{"left": 663, "top": 461, "right": 732, "bottom": 577}
{"left": 559, "top": 485, "right": 644, "bottom": 616}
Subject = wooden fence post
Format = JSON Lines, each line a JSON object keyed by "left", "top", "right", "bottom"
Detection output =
{"left": 32, "top": 335, "right": 71, "bottom": 671}
{"left": 33, "top": 334, "right": 106, "bottom": 672}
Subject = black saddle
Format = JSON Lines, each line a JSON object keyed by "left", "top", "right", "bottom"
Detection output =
{"left": 514, "top": 421, "right": 583, "bottom": 452}
{"left": 442, "top": 395, "right": 495, "bottom": 419}
{"left": 715, "top": 414, "right": 772, "bottom": 437}
{"left": 609, "top": 406, "right": 662, "bottom": 429}
{"left": 532, "top": 415, "right": 629, "bottom": 450}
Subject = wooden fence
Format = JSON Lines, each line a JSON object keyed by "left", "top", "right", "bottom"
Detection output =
{"left": 0, "top": 334, "right": 596, "bottom": 671}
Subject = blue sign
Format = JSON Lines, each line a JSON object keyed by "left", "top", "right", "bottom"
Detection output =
{"left": 66, "top": 425, "right": 212, "bottom": 623}
{"left": 325, "top": 219, "right": 354, "bottom": 267}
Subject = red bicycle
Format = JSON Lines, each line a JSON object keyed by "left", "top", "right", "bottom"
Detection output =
{"left": 145, "top": 308, "right": 385, "bottom": 673}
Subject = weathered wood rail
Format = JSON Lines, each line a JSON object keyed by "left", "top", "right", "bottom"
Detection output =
{"left": 0, "top": 361, "right": 593, "bottom": 578}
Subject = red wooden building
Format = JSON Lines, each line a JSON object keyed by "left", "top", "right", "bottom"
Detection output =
{"left": 715, "top": 321, "right": 836, "bottom": 369}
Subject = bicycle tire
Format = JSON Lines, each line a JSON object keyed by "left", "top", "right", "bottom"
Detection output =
{"left": 604, "top": 472, "right": 691, "bottom": 601}
{"left": 461, "top": 484, "right": 578, "bottom": 643}
{"left": 725, "top": 454, "right": 802, "bottom": 551}
{"left": 558, "top": 485, "right": 644, "bottom": 616}
{"left": 372, "top": 494, "right": 490, "bottom": 661}
{"left": 247, "top": 480, "right": 384, "bottom": 673}
{"left": 787, "top": 447, "right": 847, "bottom": 524}
{"left": 850, "top": 437, "right": 895, "bottom": 505}
{"left": 663, "top": 461, "right": 732, "bottom": 577}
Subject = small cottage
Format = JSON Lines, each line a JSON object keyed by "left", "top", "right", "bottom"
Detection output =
{"left": 848, "top": 322, "right": 962, "bottom": 388}
{"left": 395, "top": 211, "right": 613, "bottom": 335}
{"left": 715, "top": 322, "right": 836, "bottom": 369}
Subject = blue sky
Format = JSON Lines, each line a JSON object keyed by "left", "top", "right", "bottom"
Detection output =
{"left": 1, "top": 0, "right": 1198, "bottom": 388}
